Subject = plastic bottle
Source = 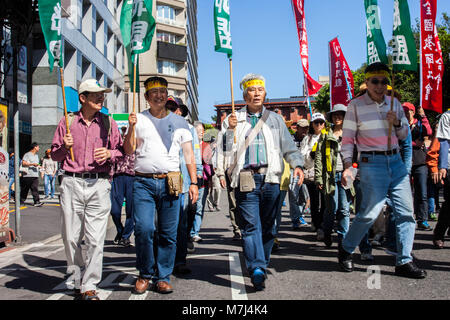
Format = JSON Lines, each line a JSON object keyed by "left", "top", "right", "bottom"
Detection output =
{"left": 342, "top": 163, "right": 358, "bottom": 190}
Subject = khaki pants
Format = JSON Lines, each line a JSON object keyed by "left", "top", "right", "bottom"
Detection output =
{"left": 60, "top": 175, "right": 111, "bottom": 292}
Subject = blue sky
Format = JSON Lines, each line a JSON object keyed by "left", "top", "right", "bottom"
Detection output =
{"left": 195, "top": 0, "right": 450, "bottom": 123}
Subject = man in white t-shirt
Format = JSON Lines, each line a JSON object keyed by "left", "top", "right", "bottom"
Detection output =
{"left": 124, "top": 76, "right": 199, "bottom": 295}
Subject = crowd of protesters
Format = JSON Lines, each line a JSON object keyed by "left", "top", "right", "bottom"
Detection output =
{"left": 6, "top": 61, "right": 442, "bottom": 300}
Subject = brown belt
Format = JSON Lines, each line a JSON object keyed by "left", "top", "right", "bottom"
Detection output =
{"left": 135, "top": 171, "right": 168, "bottom": 179}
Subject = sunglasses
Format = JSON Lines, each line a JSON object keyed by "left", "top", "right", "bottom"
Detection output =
{"left": 313, "top": 121, "right": 325, "bottom": 125}
{"left": 370, "top": 78, "right": 389, "bottom": 86}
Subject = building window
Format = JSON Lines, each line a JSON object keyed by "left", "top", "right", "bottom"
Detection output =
{"left": 157, "top": 5, "right": 175, "bottom": 22}
{"left": 157, "top": 32, "right": 177, "bottom": 44}
{"left": 157, "top": 60, "right": 176, "bottom": 76}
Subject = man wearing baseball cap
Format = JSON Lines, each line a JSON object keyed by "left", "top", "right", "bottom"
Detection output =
{"left": 51, "top": 78, "right": 123, "bottom": 300}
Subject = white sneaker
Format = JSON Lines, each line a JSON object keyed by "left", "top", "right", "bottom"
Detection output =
{"left": 316, "top": 229, "right": 324, "bottom": 241}
{"left": 361, "top": 253, "right": 374, "bottom": 261}
{"left": 190, "top": 235, "right": 203, "bottom": 242}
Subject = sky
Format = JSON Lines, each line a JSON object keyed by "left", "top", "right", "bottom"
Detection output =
{"left": 195, "top": 0, "right": 450, "bottom": 123}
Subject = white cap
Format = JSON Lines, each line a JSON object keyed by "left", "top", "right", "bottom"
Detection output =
{"left": 329, "top": 104, "right": 347, "bottom": 114}
{"left": 311, "top": 113, "right": 326, "bottom": 122}
{"left": 78, "top": 79, "right": 112, "bottom": 94}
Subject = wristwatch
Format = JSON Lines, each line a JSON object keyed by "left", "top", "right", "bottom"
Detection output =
{"left": 190, "top": 181, "right": 199, "bottom": 186}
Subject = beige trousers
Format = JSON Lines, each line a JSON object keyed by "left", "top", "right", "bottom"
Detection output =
{"left": 60, "top": 175, "right": 111, "bottom": 292}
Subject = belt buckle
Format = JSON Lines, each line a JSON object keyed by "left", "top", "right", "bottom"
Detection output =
{"left": 81, "top": 172, "right": 90, "bottom": 179}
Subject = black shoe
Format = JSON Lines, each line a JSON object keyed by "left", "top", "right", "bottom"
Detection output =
{"left": 323, "top": 233, "right": 332, "bottom": 248}
{"left": 395, "top": 261, "right": 427, "bottom": 279}
{"left": 338, "top": 244, "right": 353, "bottom": 272}
{"left": 113, "top": 233, "right": 122, "bottom": 245}
{"left": 187, "top": 241, "right": 195, "bottom": 254}
{"left": 119, "top": 238, "right": 132, "bottom": 247}
{"left": 174, "top": 264, "right": 191, "bottom": 275}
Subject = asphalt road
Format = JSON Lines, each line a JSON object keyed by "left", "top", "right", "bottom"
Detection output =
{"left": 1, "top": 190, "right": 449, "bottom": 305}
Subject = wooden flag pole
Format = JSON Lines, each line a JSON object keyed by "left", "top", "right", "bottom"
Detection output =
{"left": 387, "top": 71, "right": 395, "bottom": 150}
{"left": 132, "top": 55, "right": 138, "bottom": 114}
{"left": 229, "top": 58, "right": 236, "bottom": 143}
{"left": 60, "top": 67, "right": 74, "bottom": 161}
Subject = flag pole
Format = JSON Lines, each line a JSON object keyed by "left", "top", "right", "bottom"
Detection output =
{"left": 229, "top": 58, "right": 236, "bottom": 143}
{"left": 60, "top": 67, "right": 74, "bottom": 161}
{"left": 132, "top": 55, "right": 138, "bottom": 113}
{"left": 387, "top": 71, "right": 395, "bottom": 150}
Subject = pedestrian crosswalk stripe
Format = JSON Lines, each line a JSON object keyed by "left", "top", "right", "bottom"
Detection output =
{"left": 229, "top": 252, "right": 248, "bottom": 300}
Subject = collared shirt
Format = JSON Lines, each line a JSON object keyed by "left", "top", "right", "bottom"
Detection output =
{"left": 243, "top": 111, "right": 268, "bottom": 169}
{"left": 342, "top": 92, "right": 409, "bottom": 165}
{"left": 51, "top": 111, "right": 123, "bottom": 173}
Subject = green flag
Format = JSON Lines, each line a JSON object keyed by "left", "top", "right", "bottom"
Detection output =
{"left": 392, "top": 0, "right": 417, "bottom": 71}
{"left": 120, "top": 0, "right": 156, "bottom": 93}
{"left": 364, "top": 0, "right": 388, "bottom": 65}
{"left": 214, "top": 0, "right": 232, "bottom": 58}
{"left": 38, "top": 0, "right": 63, "bottom": 72}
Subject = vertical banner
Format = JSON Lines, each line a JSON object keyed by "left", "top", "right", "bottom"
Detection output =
{"left": 364, "top": 0, "right": 388, "bottom": 65}
{"left": 392, "top": 0, "right": 417, "bottom": 71}
{"left": 420, "top": 0, "right": 443, "bottom": 113}
{"left": 0, "top": 102, "right": 8, "bottom": 242}
{"left": 214, "top": 0, "right": 232, "bottom": 58}
{"left": 291, "top": 0, "right": 322, "bottom": 96}
{"left": 38, "top": 0, "right": 63, "bottom": 72}
{"left": 329, "top": 38, "right": 354, "bottom": 107}
{"left": 120, "top": 0, "right": 156, "bottom": 93}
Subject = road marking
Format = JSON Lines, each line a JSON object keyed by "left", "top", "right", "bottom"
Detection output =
{"left": 228, "top": 252, "right": 248, "bottom": 300}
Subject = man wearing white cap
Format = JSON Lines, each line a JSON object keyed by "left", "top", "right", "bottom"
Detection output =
{"left": 51, "top": 78, "right": 123, "bottom": 300}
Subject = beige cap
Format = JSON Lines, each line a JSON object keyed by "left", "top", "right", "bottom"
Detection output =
{"left": 297, "top": 119, "right": 309, "bottom": 127}
{"left": 78, "top": 79, "right": 112, "bottom": 94}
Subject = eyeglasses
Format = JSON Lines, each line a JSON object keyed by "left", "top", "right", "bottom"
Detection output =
{"left": 87, "top": 92, "right": 105, "bottom": 99}
{"left": 370, "top": 78, "right": 389, "bottom": 86}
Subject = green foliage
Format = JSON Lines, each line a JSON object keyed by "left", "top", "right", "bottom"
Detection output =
{"left": 312, "top": 83, "right": 330, "bottom": 114}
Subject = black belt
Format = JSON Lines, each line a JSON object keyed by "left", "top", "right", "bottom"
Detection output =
{"left": 246, "top": 166, "right": 268, "bottom": 174}
{"left": 65, "top": 172, "right": 110, "bottom": 179}
{"left": 361, "top": 149, "right": 399, "bottom": 156}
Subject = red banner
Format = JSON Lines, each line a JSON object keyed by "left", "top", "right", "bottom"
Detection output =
{"left": 420, "top": 0, "right": 443, "bottom": 113}
{"left": 292, "top": 0, "right": 322, "bottom": 96}
{"left": 329, "top": 38, "right": 354, "bottom": 108}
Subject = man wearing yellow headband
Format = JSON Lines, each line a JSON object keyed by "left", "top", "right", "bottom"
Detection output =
{"left": 338, "top": 62, "right": 427, "bottom": 279}
{"left": 216, "top": 73, "right": 305, "bottom": 291}
{"left": 124, "top": 76, "right": 199, "bottom": 295}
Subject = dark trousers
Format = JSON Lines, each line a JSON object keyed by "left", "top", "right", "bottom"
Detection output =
{"left": 305, "top": 180, "right": 324, "bottom": 230}
{"left": 434, "top": 171, "right": 450, "bottom": 241}
{"left": 20, "top": 176, "right": 40, "bottom": 204}
{"left": 411, "top": 164, "right": 429, "bottom": 222}
{"left": 110, "top": 174, "right": 135, "bottom": 240}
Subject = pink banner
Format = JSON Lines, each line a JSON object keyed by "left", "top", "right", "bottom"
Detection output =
{"left": 420, "top": 0, "right": 443, "bottom": 113}
{"left": 329, "top": 38, "right": 354, "bottom": 108}
{"left": 292, "top": 0, "right": 322, "bottom": 96}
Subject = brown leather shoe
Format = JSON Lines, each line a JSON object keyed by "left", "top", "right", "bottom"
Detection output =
{"left": 133, "top": 277, "right": 151, "bottom": 294}
{"left": 81, "top": 290, "right": 100, "bottom": 300}
{"left": 155, "top": 281, "right": 173, "bottom": 294}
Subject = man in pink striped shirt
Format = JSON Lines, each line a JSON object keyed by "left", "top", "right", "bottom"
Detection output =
{"left": 338, "top": 62, "right": 427, "bottom": 279}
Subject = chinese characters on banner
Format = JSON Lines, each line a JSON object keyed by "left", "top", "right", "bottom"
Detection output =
{"left": 364, "top": 0, "right": 388, "bottom": 65}
{"left": 291, "top": 0, "right": 322, "bottom": 96}
{"left": 329, "top": 38, "right": 354, "bottom": 108}
{"left": 420, "top": 0, "right": 443, "bottom": 113}
{"left": 214, "top": 0, "right": 232, "bottom": 58}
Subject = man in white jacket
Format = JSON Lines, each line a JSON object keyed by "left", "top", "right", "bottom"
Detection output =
{"left": 216, "top": 73, "right": 304, "bottom": 291}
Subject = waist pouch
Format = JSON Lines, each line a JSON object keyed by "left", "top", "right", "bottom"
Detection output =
{"left": 167, "top": 171, "right": 183, "bottom": 196}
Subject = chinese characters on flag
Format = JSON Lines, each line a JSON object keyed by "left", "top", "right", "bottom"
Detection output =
{"left": 420, "top": 0, "right": 443, "bottom": 113}
{"left": 292, "top": 0, "right": 322, "bottom": 96}
{"left": 329, "top": 38, "right": 354, "bottom": 108}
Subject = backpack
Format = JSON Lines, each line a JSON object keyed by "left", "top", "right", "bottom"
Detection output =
{"left": 67, "top": 111, "right": 112, "bottom": 148}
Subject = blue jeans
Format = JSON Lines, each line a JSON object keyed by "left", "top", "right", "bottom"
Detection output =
{"left": 235, "top": 174, "right": 280, "bottom": 273}
{"left": 411, "top": 164, "right": 429, "bottom": 222}
{"left": 133, "top": 176, "right": 180, "bottom": 283}
{"left": 110, "top": 174, "right": 135, "bottom": 240}
{"left": 322, "top": 172, "right": 350, "bottom": 240}
{"left": 354, "top": 179, "right": 372, "bottom": 254}
{"left": 274, "top": 190, "right": 287, "bottom": 235}
{"left": 342, "top": 153, "right": 416, "bottom": 266}
{"left": 175, "top": 192, "right": 191, "bottom": 266}
{"left": 9, "top": 176, "right": 15, "bottom": 199}
{"left": 44, "top": 174, "right": 56, "bottom": 197}
{"left": 427, "top": 177, "right": 437, "bottom": 214}
{"left": 190, "top": 186, "right": 208, "bottom": 238}
{"left": 288, "top": 171, "right": 308, "bottom": 225}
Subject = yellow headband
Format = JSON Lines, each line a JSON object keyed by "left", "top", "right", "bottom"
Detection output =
{"left": 365, "top": 70, "right": 390, "bottom": 80}
{"left": 145, "top": 81, "right": 167, "bottom": 92}
{"left": 243, "top": 79, "right": 265, "bottom": 90}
